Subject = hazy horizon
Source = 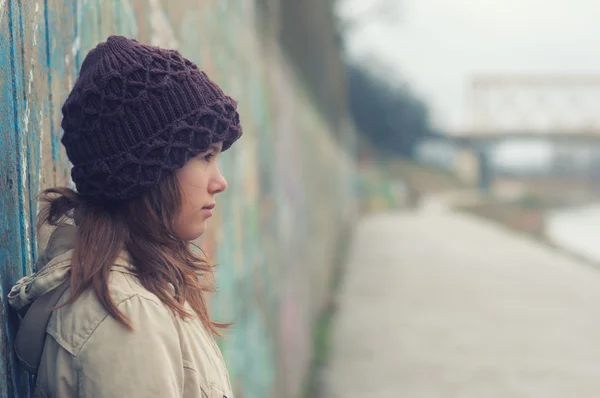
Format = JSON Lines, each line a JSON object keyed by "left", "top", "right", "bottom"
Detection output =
{"left": 341, "top": 0, "right": 600, "bottom": 134}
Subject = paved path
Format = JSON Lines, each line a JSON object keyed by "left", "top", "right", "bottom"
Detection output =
{"left": 322, "top": 205, "right": 600, "bottom": 397}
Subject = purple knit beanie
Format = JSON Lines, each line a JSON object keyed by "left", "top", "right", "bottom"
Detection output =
{"left": 60, "top": 35, "right": 242, "bottom": 201}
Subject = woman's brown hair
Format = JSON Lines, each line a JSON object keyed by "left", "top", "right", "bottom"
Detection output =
{"left": 37, "top": 172, "right": 228, "bottom": 335}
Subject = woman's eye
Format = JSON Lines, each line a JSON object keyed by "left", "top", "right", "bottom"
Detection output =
{"left": 203, "top": 153, "right": 214, "bottom": 162}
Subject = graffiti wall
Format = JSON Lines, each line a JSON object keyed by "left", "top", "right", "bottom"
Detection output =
{"left": 0, "top": 1, "right": 356, "bottom": 397}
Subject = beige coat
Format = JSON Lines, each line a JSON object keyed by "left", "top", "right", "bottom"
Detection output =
{"left": 8, "top": 227, "right": 233, "bottom": 398}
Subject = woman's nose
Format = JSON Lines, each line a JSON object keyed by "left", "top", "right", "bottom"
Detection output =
{"left": 210, "top": 169, "right": 227, "bottom": 194}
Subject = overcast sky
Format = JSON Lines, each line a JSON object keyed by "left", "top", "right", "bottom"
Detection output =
{"left": 340, "top": 0, "right": 600, "bottom": 134}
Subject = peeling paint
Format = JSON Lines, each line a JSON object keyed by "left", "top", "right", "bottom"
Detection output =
{"left": 148, "top": 0, "right": 178, "bottom": 49}
{"left": 71, "top": 35, "right": 80, "bottom": 57}
{"left": 119, "top": 0, "right": 138, "bottom": 37}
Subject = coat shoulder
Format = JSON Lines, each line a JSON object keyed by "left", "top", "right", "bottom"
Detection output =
{"left": 46, "top": 270, "right": 165, "bottom": 357}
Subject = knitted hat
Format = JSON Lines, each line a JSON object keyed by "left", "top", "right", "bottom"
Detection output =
{"left": 60, "top": 35, "right": 242, "bottom": 201}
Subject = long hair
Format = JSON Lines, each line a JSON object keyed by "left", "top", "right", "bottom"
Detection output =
{"left": 37, "top": 172, "right": 228, "bottom": 335}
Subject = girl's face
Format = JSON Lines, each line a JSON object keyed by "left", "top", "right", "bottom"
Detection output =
{"left": 174, "top": 142, "right": 227, "bottom": 241}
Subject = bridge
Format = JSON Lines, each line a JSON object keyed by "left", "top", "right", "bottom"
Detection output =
{"left": 448, "top": 75, "right": 600, "bottom": 189}
{"left": 463, "top": 75, "right": 600, "bottom": 138}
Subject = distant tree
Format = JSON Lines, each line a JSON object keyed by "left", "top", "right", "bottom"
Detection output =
{"left": 345, "top": 61, "right": 433, "bottom": 156}
{"left": 335, "top": 0, "right": 435, "bottom": 156}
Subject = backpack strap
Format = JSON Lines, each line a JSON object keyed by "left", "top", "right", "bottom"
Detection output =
{"left": 14, "top": 279, "right": 70, "bottom": 374}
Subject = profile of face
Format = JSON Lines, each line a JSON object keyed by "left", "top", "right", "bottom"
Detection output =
{"left": 174, "top": 142, "right": 227, "bottom": 241}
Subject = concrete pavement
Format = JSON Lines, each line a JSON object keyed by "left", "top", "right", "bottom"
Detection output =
{"left": 322, "top": 205, "right": 600, "bottom": 397}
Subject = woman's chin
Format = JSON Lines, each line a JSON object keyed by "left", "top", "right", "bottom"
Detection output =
{"left": 177, "top": 221, "right": 207, "bottom": 242}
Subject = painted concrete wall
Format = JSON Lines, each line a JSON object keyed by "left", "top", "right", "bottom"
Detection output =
{"left": 0, "top": 1, "right": 356, "bottom": 397}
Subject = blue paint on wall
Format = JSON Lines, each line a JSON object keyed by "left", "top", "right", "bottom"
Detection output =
{"left": 0, "top": 1, "right": 30, "bottom": 396}
{"left": 43, "top": 0, "right": 57, "bottom": 163}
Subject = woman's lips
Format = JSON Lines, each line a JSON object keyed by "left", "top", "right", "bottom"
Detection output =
{"left": 202, "top": 203, "right": 215, "bottom": 217}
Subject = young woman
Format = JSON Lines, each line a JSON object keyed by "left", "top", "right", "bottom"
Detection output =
{"left": 8, "top": 35, "right": 242, "bottom": 398}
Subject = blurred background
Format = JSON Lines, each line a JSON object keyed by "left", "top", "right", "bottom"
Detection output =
{"left": 2, "top": 0, "right": 600, "bottom": 397}
{"left": 342, "top": 0, "right": 600, "bottom": 263}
